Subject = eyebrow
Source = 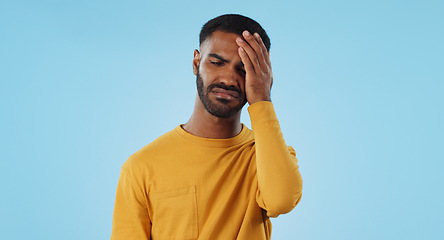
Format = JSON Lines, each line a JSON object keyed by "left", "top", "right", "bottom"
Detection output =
{"left": 208, "top": 53, "right": 229, "bottom": 63}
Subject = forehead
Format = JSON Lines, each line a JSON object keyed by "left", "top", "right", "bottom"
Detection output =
{"left": 200, "top": 31, "right": 241, "bottom": 56}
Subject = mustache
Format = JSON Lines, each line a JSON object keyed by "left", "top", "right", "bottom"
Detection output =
{"left": 207, "top": 83, "right": 242, "bottom": 95}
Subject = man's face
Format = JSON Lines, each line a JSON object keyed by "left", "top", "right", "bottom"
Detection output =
{"left": 194, "top": 31, "right": 247, "bottom": 118}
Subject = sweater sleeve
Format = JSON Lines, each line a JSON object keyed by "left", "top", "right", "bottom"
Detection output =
{"left": 111, "top": 165, "right": 151, "bottom": 240}
{"left": 248, "top": 101, "right": 303, "bottom": 218}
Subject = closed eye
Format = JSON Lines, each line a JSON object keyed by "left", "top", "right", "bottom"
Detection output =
{"left": 211, "top": 61, "right": 224, "bottom": 66}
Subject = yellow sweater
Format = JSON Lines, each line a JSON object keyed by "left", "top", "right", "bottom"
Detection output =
{"left": 111, "top": 101, "right": 303, "bottom": 240}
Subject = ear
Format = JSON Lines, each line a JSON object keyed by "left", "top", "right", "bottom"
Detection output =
{"left": 193, "top": 49, "right": 200, "bottom": 75}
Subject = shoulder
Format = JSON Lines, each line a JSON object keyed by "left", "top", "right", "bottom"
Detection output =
{"left": 122, "top": 127, "right": 180, "bottom": 171}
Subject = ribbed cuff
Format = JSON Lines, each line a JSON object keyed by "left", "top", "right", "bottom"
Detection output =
{"left": 247, "top": 101, "right": 278, "bottom": 130}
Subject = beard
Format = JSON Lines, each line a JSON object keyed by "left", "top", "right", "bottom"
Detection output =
{"left": 196, "top": 70, "right": 247, "bottom": 118}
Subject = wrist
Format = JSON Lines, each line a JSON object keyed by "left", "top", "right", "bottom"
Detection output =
{"left": 247, "top": 94, "right": 271, "bottom": 105}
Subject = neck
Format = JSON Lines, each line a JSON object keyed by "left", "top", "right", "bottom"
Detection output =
{"left": 183, "top": 95, "right": 243, "bottom": 139}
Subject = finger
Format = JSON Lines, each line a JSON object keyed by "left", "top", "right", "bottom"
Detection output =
{"left": 238, "top": 46, "right": 255, "bottom": 75}
{"left": 253, "top": 32, "right": 271, "bottom": 65}
{"left": 242, "top": 31, "right": 267, "bottom": 68}
{"left": 236, "top": 37, "right": 260, "bottom": 73}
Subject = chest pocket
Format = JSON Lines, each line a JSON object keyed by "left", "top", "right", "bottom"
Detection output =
{"left": 149, "top": 186, "right": 198, "bottom": 240}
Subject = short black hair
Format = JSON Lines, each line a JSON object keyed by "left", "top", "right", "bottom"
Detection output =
{"left": 199, "top": 14, "right": 271, "bottom": 51}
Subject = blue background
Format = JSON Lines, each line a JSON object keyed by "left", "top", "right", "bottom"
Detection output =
{"left": 1, "top": 0, "right": 443, "bottom": 239}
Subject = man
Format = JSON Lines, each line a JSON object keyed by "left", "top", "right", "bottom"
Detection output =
{"left": 111, "top": 14, "right": 303, "bottom": 240}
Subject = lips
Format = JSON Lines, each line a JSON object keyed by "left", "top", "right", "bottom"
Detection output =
{"left": 212, "top": 88, "right": 240, "bottom": 99}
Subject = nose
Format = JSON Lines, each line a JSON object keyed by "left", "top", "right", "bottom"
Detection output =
{"left": 218, "top": 66, "right": 240, "bottom": 88}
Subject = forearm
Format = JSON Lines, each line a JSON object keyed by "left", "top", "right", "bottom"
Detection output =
{"left": 249, "top": 101, "right": 303, "bottom": 217}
